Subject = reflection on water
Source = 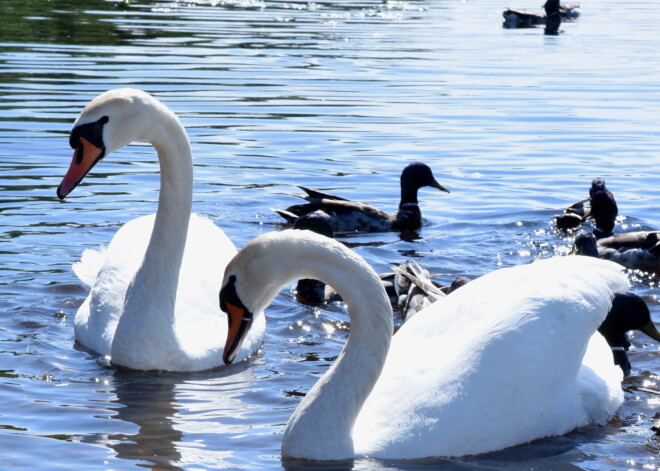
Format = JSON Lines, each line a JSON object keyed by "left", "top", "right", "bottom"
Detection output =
{"left": 109, "top": 373, "right": 184, "bottom": 470}
{"left": 1, "top": 0, "right": 660, "bottom": 469}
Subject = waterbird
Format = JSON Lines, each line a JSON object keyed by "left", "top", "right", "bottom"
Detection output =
{"left": 274, "top": 162, "right": 449, "bottom": 233}
{"left": 221, "top": 229, "right": 627, "bottom": 460}
{"left": 57, "top": 88, "right": 264, "bottom": 372}
{"left": 573, "top": 230, "right": 660, "bottom": 274}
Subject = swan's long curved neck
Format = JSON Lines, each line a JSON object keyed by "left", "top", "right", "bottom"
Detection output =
{"left": 111, "top": 108, "right": 193, "bottom": 369}
{"left": 276, "top": 237, "right": 394, "bottom": 460}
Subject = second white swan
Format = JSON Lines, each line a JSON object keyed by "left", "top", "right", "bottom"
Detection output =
{"left": 220, "top": 229, "right": 628, "bottom": 460}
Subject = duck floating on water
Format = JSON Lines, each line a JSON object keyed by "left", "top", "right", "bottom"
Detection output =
{"left": 574, "top": 230, "right": 660, "bottom": 274}
{"left": 503, "top": 0, "right": 577, "bottom": 34}
{"left": 554, "top": 178, "right": 618, "bottom": 237}
{"left": 275, "top": 162, "right": 449, "bottom": 234}
{"left": 291, "top": 213, "right": 469, "bottom": 317}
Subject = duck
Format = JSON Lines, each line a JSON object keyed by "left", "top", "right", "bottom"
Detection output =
{"left": 385, "top": 261, "right": 470, "bottom": 320}
{"left": 220, "top": 229, "right": 627, "bottom": 460}
{"left": 56, "top": 88, "right": 265, "bottom": 372}
{"left": 573, "top": 230, "right": 660, "bottom": 274}
{"left": 554, "top": 178, "right": 618, "bottom": 237}
{"left": 290, "top": 215, "right": 467, "bottom": 316}
{"left": 503, "top": 0, "right": 562, "bottom": 34}
{"left": 274, "top": 162, "right": 449, "bottom": 233}
{"left": 559, "top": 3, "right": 581, "bottom": 19}
{"left": 597, "top": 291, "right": 660, "bottom": 376}
{"left": 554, "top": 198, "right": 590, "bottom": 230}
{"left": 590, "top": 177, "right": 618, "bottom": 239}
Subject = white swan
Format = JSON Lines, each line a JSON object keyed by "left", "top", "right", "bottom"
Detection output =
{"left": 57, "top": 88, "right": 264, "bottom": 372}
{"left": 220, "top": 229, "right": 628, "bottom": 460}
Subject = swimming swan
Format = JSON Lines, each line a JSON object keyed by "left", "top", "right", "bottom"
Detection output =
{"left": 57, "top": 88, "right": 264, "bottom": 371}
{"left": 220, "top": 230, "right": 628, "bottom": 460}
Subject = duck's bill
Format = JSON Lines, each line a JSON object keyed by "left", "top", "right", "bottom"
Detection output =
{"left": 641, "top": 320, "right": 660, "bottom": 343}
{"left": 431, "top": 180, "right": 450, "bottom": 193}
{"left": 57, "top": 137, "right": 104, "bottom": 199}
{"left": 222, "top": 302, "right": 253, "bottom": 365}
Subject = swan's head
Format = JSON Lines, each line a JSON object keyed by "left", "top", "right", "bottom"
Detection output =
{"left": 220, "top": 230, "right": 359, "bottom": 364}
{"left": 220, "top": 231, "right": 307, "bottom": 365}
{"left": 57, "top": 88, "right": 168, "bottom": 199}
{"left": 400, "top": 162, "right": 449, "bottom": 194}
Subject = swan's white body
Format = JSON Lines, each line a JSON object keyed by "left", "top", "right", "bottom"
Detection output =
{"left": 64, "top": 89, "right": 264, "bottom": 371}
{"left": 222, "top": 230, "right": 628, "bottom": 460}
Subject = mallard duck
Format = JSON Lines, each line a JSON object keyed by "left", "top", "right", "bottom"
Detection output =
{"left": 590, "top": 178, "right": 618, "bottom": 239}
{"left": 385, "top": 261, "right": 470, "bottom": 320}
{"left": 597, "top": 292, "right": 660, "bottom": 375}
{"left": 559, "top": 3, "right": 581, "bottom": 19}
{"left": 573, "top": 230, "right": 660, "bottom": 273}
{"left": 554, "top": 178, "right": 618, "bottom": 237}
{"left": 554, "top": 198, "right": 590, "bottom": 230}
{"left": 275, "top": 162, "right": 449, "bottom": 233}
{"left": 503, "top": 0, "right": 562, "bottom": 34}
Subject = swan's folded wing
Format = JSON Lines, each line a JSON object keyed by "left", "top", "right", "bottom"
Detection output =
{"left": 353, "top": 256, "right": 628, "bottom": 459}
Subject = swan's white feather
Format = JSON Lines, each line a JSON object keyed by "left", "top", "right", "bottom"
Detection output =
{"left": 73, "top": 247, "right": 107, "bottom": 290}
{"left": 74, "top": 212, "right": 262, "bottom": 369}
{"left": 352, "top": 255, "right": 627, "bottom": 458}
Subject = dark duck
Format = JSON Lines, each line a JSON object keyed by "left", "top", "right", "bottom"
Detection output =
{"left": 554, "top": 178, "right": 618, "bottom": 237}
{"left": 275, "top": 162, "right": 449, "bottom": 233}
{"left": 291, "top": 213, "right": 471, "bottom": 316}
{"left": 573, "top": 230, "right": 660, "bottom": 274}
{"left": 503, "top": 0, "right": 570, "bottom": 34}
{"left": 597, "top": 292, "right": 660, "bottom": 376}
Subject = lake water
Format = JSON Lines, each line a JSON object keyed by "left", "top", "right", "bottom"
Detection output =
{"left": 1, "top": 0, "right": 659, "bottom": 469}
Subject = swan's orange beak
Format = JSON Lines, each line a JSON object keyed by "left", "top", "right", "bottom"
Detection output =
{"left": 57, "top": 137, "right": 104, "bottom": 199}
{"left": 223, "top": 302, "right": 253, "bottom": 365}
{"left": 220, "top": 275, "right": 253, "bottom": 365}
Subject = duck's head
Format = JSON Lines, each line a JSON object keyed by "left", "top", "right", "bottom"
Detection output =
{"left": 400, "top": 163, "right": 449, "bottom": 194}
{"left": 543, "top": 0, "right": 560, "bottom": 14}
{"left": 598, "top": 292, "right": 660, "bottom": 375}
{"left": 572, "top": 231, "right": 599, "bottom": 257}
{"left": 589, "top": 177, "right": 618, "bottom": 239}
{"left": 57, "top": 88, "right": 167, "bottom": 199}
{"left": 590, "top": 177, "right": 608, "bottom": 198}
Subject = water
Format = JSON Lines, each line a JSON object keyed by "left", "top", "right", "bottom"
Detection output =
{"left": 1, "top": 0, "right": 659, "bottom": 469}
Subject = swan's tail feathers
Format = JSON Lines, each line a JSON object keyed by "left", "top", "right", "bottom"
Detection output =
{"left": 72, "top": 247, "right": 106, "bottom": 290}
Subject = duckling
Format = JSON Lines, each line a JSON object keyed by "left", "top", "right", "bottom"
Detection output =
{"left": 597, "top": 292, "right": 660, "bottom": 376}
{"left": 573, "top": 230, "right": 660, "bottom": 274}
{"left": 275, "top": 163, "right": 449, "bottom": 233}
